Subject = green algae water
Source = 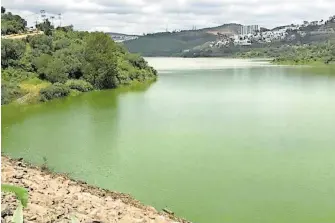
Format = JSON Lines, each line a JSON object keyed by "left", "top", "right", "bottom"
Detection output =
{"left": 2, "top": 58, "right": 335, "bottom": 223}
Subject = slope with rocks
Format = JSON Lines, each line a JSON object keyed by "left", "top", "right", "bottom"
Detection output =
{"left": 1, "top": 156, "right": 190, "bottom": 223}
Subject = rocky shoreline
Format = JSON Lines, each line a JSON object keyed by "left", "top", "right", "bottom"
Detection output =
{"left": 1, "top": 156, "right": 190, "bottom": 223}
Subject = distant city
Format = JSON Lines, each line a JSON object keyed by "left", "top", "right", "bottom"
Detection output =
{"left": 107, "top": 17, "right": 335, "bottom": 48}
{"left": 208, "top": 19, "right": 333, "bottom": 48}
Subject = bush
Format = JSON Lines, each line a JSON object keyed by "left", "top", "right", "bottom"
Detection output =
{"left": 1, "top": 81, "right": 24, "bottom": 104}
{"left": 2, "top": 67, "right": 37, "bottom": 82}
{"left": 1, "top": 39, "right": 26, "bottom": 68}
{"left": 65, "top": 79, "right": 93, "bottom": 92}
{"left": 39, "top": 83, "right": 70, "bottom": 101}
{"left": 126, "top": 53, "right": 148, "bottom": 69}
{"left": 44, "top": 58, "right": 68, "bottom": 83}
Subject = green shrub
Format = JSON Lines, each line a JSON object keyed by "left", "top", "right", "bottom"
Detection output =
{"left": 44, "top": 58, "right": 68, "bottom": 83}
{"left": 1, "top": 184, "right": 29, "bottom": 223}
{"left": 1, "top": 81, "right": 25, "bottom": 104}
{"left": 2, "top": 67, "right": 37, "bottom": 82}
{"left": 1, "top": 184, "right": 28, "bottom": 207}
{"left": 1, "top": 39, "right": 26, "bottom": 68}
{"left": 65, "top": 79, "right": 93, "bottom": 92}
{"left": 40, "top": 83, "right": 70, "bottom": 101}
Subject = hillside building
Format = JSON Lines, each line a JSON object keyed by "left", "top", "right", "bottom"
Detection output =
{"left": 240, "top": 25, "right": 259, "bottom": 35}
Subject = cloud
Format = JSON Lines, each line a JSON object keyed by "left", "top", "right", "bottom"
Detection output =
{"left": 2, "top": 0, "right": 334, "bottom": 34}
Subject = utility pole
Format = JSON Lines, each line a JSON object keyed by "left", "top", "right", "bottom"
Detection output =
{"left": 34, "top": 14, "right": 39, "bottom": 29}
{"left": 58, "top": 13, "right": 62, "bottom": 27}
{"left": 50, "top": 16, "right": 55, "bottom": 27}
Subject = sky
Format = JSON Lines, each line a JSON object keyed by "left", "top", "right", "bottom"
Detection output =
{"left": 2, "top": 0, "right": 334, "bottom": 35}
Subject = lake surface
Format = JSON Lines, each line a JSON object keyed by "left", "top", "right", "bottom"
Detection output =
{"left": 2, "top": 58, "right": 335, "bottom": 223}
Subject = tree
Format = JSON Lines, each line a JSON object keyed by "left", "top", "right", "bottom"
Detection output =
{"left": 32, "top": 54, "right": 53, "bottom": 77}
{"left": 36, "top": 19, "right": 54, "bottom": 36}
{"left": 1, "top": 6, "right": 5, "bottom": 13}
{"left": 56, "top": 25, "right": 74, "bottom": 32}
{"left": 1, "top": 12, "right": 27, "bottom": 35}
{"left": 53, "top": 46, "right": 84, "bottom": 79}
{"left": 44, "top": 58, "right": 68, "bottom": 83}
{"left": 1, "top": 39, "right": 26, "bottom": 68}
{"left": 126, "top": 53, "right": 148, "bottom": 69}
{"left": 82, "top": 32, "right": 119, "bottom": 88}
{"left": 27, "top": 34, "right": 53, "bottom": 55}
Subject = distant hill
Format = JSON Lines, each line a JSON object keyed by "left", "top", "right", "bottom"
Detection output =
{"left": 123, "top": 16, "right": 335, "bottom": 57}
{"left": 124, "top": 24, "right": 242, "bottom": 56}
{"left": 200, "top": 23, "right": 242, "bottom": 35}
{"left": 107, "top": 32, "right": 139, "bottom": 37}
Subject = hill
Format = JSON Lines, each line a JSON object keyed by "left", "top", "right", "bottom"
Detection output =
{"left": 124, "top": 17, "right": 335, "bottom": 57}
{"left": 124, "top": 24, "right": 242, "bottom": 56}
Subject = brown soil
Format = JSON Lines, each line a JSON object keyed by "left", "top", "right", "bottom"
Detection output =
{"left": 1, "top": 156, "right": 190, "bottom": 223}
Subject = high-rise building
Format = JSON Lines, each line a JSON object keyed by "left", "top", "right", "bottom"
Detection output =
{"left": 240, "top": 25, "right": 259, "bottom": 35}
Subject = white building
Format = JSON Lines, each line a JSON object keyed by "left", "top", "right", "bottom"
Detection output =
{"left": 240, "top": 25, "right": 259, "bottom": 35}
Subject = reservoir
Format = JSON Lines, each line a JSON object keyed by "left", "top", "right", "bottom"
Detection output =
{"left": 2, "top": 58, "right": 335, "bottom": 223}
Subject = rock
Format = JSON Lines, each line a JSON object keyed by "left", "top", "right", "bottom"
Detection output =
{"left": 1, "top": 205, "right": 11, "bottom": 218}
{"left": 134, "top": 218, "right": 146, "bottom": 223}
{"left": 147, "top": 206, "right": 157, "bottom": 212}
{"left": 13, "top": 174, "right": 23, "bottom": 179}
{"left": 118, "top": 216, "right": 136, "bottom": 223}
{"left": 89, "top": 209, "right": 99, "bottom": 217}
{"left": 155, "top": 216, "right": 169, "bottom": 223}
{"left": 0, "top": 156, "right": 190, "bottom": 223}
{"left": 17, "top": 161, "right": 26, "bottom": 167}
{"left": 28, "top": 215, "right": 37, "bottom": 221}
{"left": 162, "top": 208, "right": 174, "bottom": 215}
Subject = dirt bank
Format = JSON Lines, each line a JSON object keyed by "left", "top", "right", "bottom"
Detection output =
{"left": 1, "top": 156, "right": 190, "bottom": 223}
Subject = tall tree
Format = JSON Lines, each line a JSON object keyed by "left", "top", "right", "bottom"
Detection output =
{"left": 36, "top": 19, "right": 54, "bottom": 36}
{"left": 1, "top": 39, "right": 26, "bottom": 68}
{"left": 83, "top": 32, "right": 119, "bottom": 88}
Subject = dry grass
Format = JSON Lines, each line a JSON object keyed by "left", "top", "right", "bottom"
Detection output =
{"left": 15, "top": 78, "right": 51, "bottom": 104}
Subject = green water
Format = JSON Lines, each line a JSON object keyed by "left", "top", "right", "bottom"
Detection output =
{"left": 2, "top": 58, "right": 335, "bottom": 223}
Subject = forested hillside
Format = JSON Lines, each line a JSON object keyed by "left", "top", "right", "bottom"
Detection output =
{"left": 125, "top": 31, "right": 217, "bottom": 56}
{"left": 124, "top": 24, "right": 243, "bottom": 56}
{"left": 1, "top": 9, "right": 157, "bottom": 105}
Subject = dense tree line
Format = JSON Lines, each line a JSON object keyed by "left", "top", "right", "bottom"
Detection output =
{"left": 1, "top": 10, "right": 157, "bottom": 104}
{"left": 235, "top": 41, "right": 335, "bottom": 64}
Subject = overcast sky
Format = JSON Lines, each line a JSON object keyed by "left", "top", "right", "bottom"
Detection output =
{"left": 2, "top": 0, "right": 334, "bottom": 34}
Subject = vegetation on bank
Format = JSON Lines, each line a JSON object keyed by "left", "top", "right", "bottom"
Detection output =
{"left": 235, "top": 41, "right": 335, "bottom": 65}
{"left": 1, "top": 8, "right": 157, "bottom": 105}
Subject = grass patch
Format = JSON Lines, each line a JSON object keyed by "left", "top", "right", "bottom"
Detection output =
{"left": 69, "top": 89, "right": 82, "bottom": 97}
{"left": 14, "top": 78, "right": 51, "bottom": 104}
